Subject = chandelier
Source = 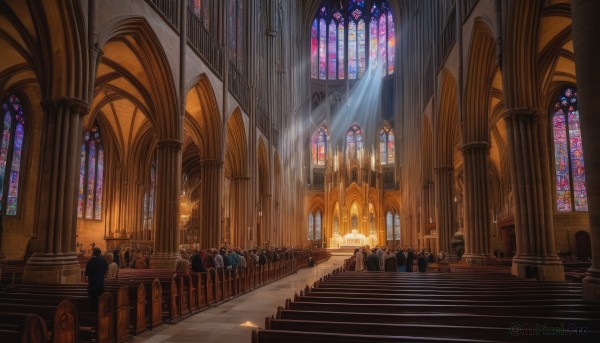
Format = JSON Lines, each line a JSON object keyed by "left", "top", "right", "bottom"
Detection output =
{"left": 180, "top": 174, "right": 199, "bottom": 226}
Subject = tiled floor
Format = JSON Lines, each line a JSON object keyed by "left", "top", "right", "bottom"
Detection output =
{"left": 131, "top": 255, "right": 348, "bottom": 343}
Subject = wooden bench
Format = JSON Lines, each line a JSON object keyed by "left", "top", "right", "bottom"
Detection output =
{"left": 0, "top": 312, "right": 50, "bottom": 343}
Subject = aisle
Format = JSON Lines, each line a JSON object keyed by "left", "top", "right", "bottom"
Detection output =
{"left": 131, "top": 255, "right": 348, "bottom": 343}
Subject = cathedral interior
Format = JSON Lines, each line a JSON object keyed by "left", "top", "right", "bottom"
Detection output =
{"left": 1, "top": 0, "right": 600, "bottom": 341}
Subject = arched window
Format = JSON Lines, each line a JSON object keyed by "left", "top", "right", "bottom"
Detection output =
{"left": 394, "top": 212, "right": 400, "bottom": 241}
{"left": 386, "top": 211, "right": 393, "bottom": 240}
{"left": 0, "top": 94, "right": 25, "bottom": 215}
{"left": 552, "top": 87, "right": 588, "bottom": 212}
{"left": 189, "top": 0, "right": 211, "bottom": 30}
{"left": 308, "top": 213, "right": 314, "bottom": 240}
{"left": 310, "top": 0, "right": 395, "bottom": 80}
{"left": 315, "top": 211, "right": 322, "bottom": 240}
{"left": 379, "top": 125, "right": 395, "bottom": 164}
{"left": 346, "top": 124, "right": 364, "bottom": 160}
{"left": 78, "top": 126, "right": 104, "bottom": 220}
{"left": 311, "top": 126, "right": 328, "bottom": 165}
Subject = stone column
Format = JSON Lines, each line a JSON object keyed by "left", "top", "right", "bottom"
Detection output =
{"left": 229, "top": 176, "right": 249, "bottom": 248}
{"left": 434, "top": 165, "right": 455, "bottom": 256}
{"left": 23, "top": 98, "right": 87, "bottom": 284}
{"left": 461, "top": 142, "right": 492, "bottom": 264}
{"left": 150, "top": 139, "right": 182, "bottom": 269}
{"left": 571, "top": 0, "right": 600, "bottom": 301}
{"left": 200, "top": 160, "right": 223, "bottom": 248}
{"left": 503, "top": 109, "right": 563, "bottom": 280}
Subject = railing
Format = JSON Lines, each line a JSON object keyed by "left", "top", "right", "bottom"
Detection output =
{"left": 186, "top": 8, "right": 224, "bottom": 77}
{"left": 437, "top": 5, "right": 456, "bottom": 69}
{"left": 147, "top": 0, "right": 179, "bottom": 28}
{"left": 461, "top": 0, "right": 480, "bottom": 22}
{"left": 228, "top": 61, "right": 250, "bottom": 112}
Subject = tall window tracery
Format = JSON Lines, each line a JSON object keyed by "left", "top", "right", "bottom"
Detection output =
{"left": 379, "top": 125, "right": 395, "bottom": 164}
{"left": 311, "top": 125, "right": 328, "bottom": 166}
{"left": 346, "top": 124, "right": 364, "bottom": 160}
{"left": 385, "top": 210, "right": 400, "bottom": 241}
{"left": 310, "top": 0, "right": 395, "bottom": 80}
{"left": 143, "top": 156, "right": 157, "bottom": 233}
{"left": 78, "top": 126, "right": 104, "bottom": 220}
{"left": 307, "top": 210, "right": 323, "bottom": 241}
{"left": 553, "top": 87, "right": 588, "bottom": 212}
{"left": 228, "top": 0, "right": 246, "bottom": 74}
{"left": 0, "top": 94, "right": 25, "bottom": 215}
{"left": 189, "top": 0, "right": 211, "bottom": 30}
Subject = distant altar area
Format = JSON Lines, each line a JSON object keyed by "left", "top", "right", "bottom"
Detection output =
{"left": 329, "top": 230, "right": 378, "bottom": 248}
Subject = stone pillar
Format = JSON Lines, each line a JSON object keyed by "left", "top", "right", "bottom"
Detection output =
{"left": 229, "top": 176, "right": 248, "bottom": 248}
{"left": 461, "top": 142, "right": 492, "bottom": 264}
{"left": 503, "top": 109, "right": 564, "bottom": 280}
{"left": 23, "top": 98, "right": 87, "bottom": 284}
{"left": 571, "top": 0, "right": 600, "bottom": 300}
{"left": 150, "top": 139, "right": 182, "bottom": 269}
{"left": 200, "top": 160, "right": 223, "bottom": 248}
{"left": 434, "top": 165, "right": 455, "bottom": 256}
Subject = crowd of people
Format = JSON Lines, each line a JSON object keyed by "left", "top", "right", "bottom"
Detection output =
{"left": 353, "top": 246, "right": 435, "bottom": 272}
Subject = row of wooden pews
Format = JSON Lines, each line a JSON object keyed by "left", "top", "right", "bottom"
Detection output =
{"left": 0, "top": 249, "right": 330, "bottom": 343}
{"left": 253, "top": 261, "right": 600, "bottom": 342}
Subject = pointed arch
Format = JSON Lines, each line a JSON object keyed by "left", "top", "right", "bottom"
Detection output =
{"left": 225, "top": 108, "right": 247, "bottom": 178}
{"left": 436, "top": 69, "right": 460, "bottom": 166}
{"left": 186, "top": 74, "right": 222, "bottom": 160}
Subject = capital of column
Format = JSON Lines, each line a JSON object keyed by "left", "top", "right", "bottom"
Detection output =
{"left": 460, "top": 141, "right": 491, "bottom": 153}
{"left": 41, "top": 97, "right": 89, "bottom": 115}
{"left": 157, "top": 139, "right": 182, "bottom": 150}
{"left": 502, "top": 107, "right": 543, "bottom": 121}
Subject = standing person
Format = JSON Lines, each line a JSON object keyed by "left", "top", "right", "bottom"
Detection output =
{"left": 214, "top": 249, "right": 224, "bottom": 268}
{"left": 106, "top": 253, "right": 118, "bottom": 279}
{"left": 355, "top": 247, "right": 365, "bottom": 271}
{"left": 396, "top": 249, "right": 406, "bottom": 272}
{"left": 406, "top": 248, "right": 415, "bottom": 272}
{"left": 377, "top": 247, "right": 386, "bottom": 271}
{"left": 385, "top": 249, "right": 398, "bottom": 272}
{"left": 112, "top": 248, "right": 120, "bottom": 268}
{"left": 124, "top": 248, "right": 131, "bottom": 268}
{"left": 86, "top": 248, "right": 108, "bottom": 312}
{"left": 190, "top": 250, "right": 206, "bottom": 272}
{"left": 418, "top": 252, "right": 428, "bottom": 272}
{"left": 366, "top": 248, "right": 380, "bottom": 271}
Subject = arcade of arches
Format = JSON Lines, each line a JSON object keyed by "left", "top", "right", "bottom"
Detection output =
{"left": 0, "top": 0, "right": 600, "bottom": 302}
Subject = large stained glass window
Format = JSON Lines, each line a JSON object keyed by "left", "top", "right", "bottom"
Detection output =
{"left": 553, "top": 87, "right": 588, "bottom": 212}
{"left": 0, "top": 94, "right": 25, "bottom": 215}
{"left": 311, "top": 126, "right": 328, "bottom": 165}
{"left": 78, "top": 126, "right": 104, "bottom": 220}
{"left": 310, "top": 0, "right": 395, "bottom": 80}
{"left": 308, "top": 213, "right": 314, "bottom": 240}
{"left": 228, "top": 0, "right": 246, "bottom": 75}
{"left": 315, "top": 211, "right": 322, "bottom": 240}
{"left": 385, "top": 211, "right": 400, "bottom": 242}
{"left": 346, "top": 124, "right": 364, "bottom": 160}
{"left": 379, "top": 125, "right": 395, "bottom": 164}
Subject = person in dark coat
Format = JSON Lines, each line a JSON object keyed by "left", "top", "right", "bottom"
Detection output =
{"left": 258, "top": 251, "right": 267, "bottom": 265}
{"left": 112, "top": 248, "right": 120, "bottom": 268}
{"left": 190, "top": 251, "right": 206, "bottom": 272}
{"left": 405, "top": 249, "right": 415, "bottom": 272}
{"left": 124, "top": 249, "right": 131, "bottom": 268}
{"left": 418, "top": 253, "right": 428, "bottom": 272}
{"left": 396, "top": 249, "right": 406, "bottom": 272}
{"left": 86, "top": 248, "right": 108, "bottom": 312}
{"left": 366, "top": 249, "right": 380, "bottom": 271}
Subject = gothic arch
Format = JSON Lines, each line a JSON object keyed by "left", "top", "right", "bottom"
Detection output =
{"left": 96, "top": 17, "right": 178, "bottom": 139}
{"left": 436, "top": 69, "right": 460, "bottom": 166}
{"left": 186, "top": 74, "right": 222, "bottom": 160}
{"left": 225, "top": 108, "right": 247, "bottom": 178}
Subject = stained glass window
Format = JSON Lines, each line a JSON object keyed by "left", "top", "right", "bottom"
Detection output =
{"left": 228, "top": 0, "right": 245, "bottom": 75}
{"left": 346, "top": 124, "right": 364, "bottom": 160}
{"left": 308, "top": 213, "right": 314, "bottom": 240}
{"left": 311, "top": 126, "right": 328, "bottom": 165}
{"left": 379, "top": 126, "right": 395, "bottom": 164}
{"left": 328, "top": 22, "right": 337, "bottom": 80}
{"left": 311, "top": 1, "right": 395, "bottom": 80}
{"left": 0, "top": 94, "right": 25, "bottom": 215}
{"left": 78, "top": 126, "right": 104, "bottom": 220}
{"left": 394, "top": 213, "right": 400, "bottom": 240}
{"left": 338, "top": 22, "right": 345, "bottom": 79}
{"left": 311, "top": 19, "right": 318, "bottom": 79}
{"left": 386, "top": 211, "right": 393, "bottom": 240}
{"left": 315, "top": 211, "right": 322, "bottom": 240}
{"left": 553, "top": 87, "right": 588, "bottom": 212}
{"left": 144, "top": 156, "right": 157, "bottom": 233}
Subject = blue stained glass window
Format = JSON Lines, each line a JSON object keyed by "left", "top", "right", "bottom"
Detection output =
{"left": 0, "top": 94, "right": 25, "bottom": 215}
{"left": 78, "top": 126, "right": 104, "bottom": 220}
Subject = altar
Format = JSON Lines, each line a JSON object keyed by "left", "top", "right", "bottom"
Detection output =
{"left": 329, "top": 230, "right": 378, "bottom": 248}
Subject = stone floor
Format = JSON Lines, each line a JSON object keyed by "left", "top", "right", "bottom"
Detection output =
{"left": 130, "top": 255, "right": 348, "bottom": 343}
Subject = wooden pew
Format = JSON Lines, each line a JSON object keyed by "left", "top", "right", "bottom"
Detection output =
{"left": 0, "top": 313, "right": 49, "bottom": 343}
